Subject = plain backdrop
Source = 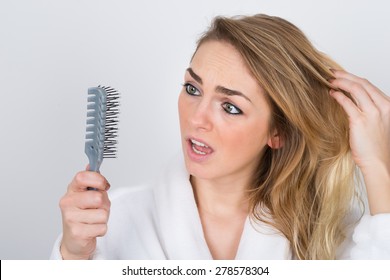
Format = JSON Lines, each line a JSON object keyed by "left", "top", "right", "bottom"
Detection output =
{"left": 0, "top": 0, "right": 389, "bottom": 259}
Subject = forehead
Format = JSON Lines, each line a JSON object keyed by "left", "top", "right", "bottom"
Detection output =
{"left": 191, "top": 40, "right": 251, "bottom": 77}
{"left": 189, "top": 41, "right": 265, "bottom": 101}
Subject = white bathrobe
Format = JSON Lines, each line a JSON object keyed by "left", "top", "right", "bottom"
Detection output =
{"left": 51, "top": 154, "right": 390, "bottom": 259}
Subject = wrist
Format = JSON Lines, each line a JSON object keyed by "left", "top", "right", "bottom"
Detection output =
{"left": 360, "top": 163, "right": 390, "bottom": 215}
{"left": 60, "top": 243, "right": 91, "bottom": 260}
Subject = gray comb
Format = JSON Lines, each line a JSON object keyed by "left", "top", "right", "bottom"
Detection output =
{"left": 85, "top": 86, "right": 120, "bottom": 172}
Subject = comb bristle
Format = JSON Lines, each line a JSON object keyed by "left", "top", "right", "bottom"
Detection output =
{"left": 97, "top": 85, "right": 120, "bottom": 158}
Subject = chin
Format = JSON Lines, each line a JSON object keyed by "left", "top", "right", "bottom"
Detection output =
{"left": 183, "top": 157, "right": 216, "bottom": 180}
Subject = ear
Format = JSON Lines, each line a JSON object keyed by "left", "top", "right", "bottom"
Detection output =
{"left": 267, "top": 131, "right": 283, "bottom": 149}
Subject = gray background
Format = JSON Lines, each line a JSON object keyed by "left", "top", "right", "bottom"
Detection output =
{"left": 0, "top": 0, "right": 389, "bottom": 259}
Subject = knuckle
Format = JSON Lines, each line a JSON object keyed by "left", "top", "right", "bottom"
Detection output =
{"left": 97, "top": 176, "right": 106, "bottom": 187}
{"left": 70, "top": 226, "right": 83, "bottom": 240}
{"left": 353, "top": 115, "right": 363, "bottom": 124}
{"left": 59, "top": 196, "right": 66, "bottom": 209}
{"left": 351, "top": 83, "right": 363, "bottom": 93}
{"left": 92, "top": 192, "right": 104, "bottom": 206}
{"left": 101, "top": 192, "right": 111, "bottom": 206}
{"left": 74, "top": 171, "right": 86, "bottom": 184}
{"left": 62, "top": 212, "right": 74, "bottom": 224}
{"left": 336, "top": 93, "right": 348, "bottom": 105}
{"left": 101, "top": 210, "right": 110, "bottom": 222}
{"left": 59, "top": 195, "right": 71, "bottom": 209}
{"left": 360, "top": 77, "right": 370, "bottom": 86}
{"left": 98, "top": 224, "right": 108, "bottom": 237}
{"left": 369, "top": 107, "right": 381, "bottom": 118}
{"left": 98, "top": 178, "right": 110, "bottom": 191}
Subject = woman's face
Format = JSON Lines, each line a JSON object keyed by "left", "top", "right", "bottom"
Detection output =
{"left": 178, "top": 40, "right": 274, "bottom": 185}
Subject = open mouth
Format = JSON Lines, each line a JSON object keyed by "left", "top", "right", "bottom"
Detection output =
{"left": 189, "top": 138, "right": 213, "bottom": 155}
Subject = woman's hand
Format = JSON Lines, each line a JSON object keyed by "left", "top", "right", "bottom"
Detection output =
{"left": 330, "top": 69, "right": 390, "bottom": 214}
{"left": 59, "top": 169, "right": 111, "bottom": 259}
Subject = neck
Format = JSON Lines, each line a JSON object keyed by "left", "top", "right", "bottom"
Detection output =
{"left": 191, "top": 175, "right": 250, "bottom": 217}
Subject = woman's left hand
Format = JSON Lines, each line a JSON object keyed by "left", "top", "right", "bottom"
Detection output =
{"left": 330, "top": 69, "right": 390, "bottom": 214}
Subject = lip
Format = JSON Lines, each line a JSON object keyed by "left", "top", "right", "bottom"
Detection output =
{"left": 185, "top": 136, "right": 214, "bottom": 162}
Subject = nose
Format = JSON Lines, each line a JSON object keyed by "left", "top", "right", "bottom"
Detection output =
{"left": 190, "top": 98, "right": 213, "bottom": 132}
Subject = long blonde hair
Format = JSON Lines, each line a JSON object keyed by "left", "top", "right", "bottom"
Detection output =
{"left": 196, "top": 14, "right": 361, "bottom": 259}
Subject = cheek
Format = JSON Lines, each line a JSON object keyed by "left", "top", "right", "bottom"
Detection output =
{"left": 178, "top": 94, "right": 188, "bottom": 127}
{"left": 178, "top": 93, "right": 184, "bottom": 116}
{"left": 224, "top": 119, "right": 270, "bottom": 153}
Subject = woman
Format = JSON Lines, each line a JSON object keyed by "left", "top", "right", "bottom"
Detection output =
{"left": 52, "top": 14, "right": 390, "bottom": 260}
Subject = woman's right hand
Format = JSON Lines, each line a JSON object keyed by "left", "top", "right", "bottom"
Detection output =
{"left": 59, "top": 169, "right": 111, "bottom": 259}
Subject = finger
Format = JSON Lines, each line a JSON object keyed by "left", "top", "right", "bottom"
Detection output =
{"left": 330, "top": 89, "right": 361, "bottom": 119}
{"left": 68, "top": 223, "right": 108, "bottom": 240}
{"left": 68, "top": 171, "right": 110, "bottom": 192}
{"left": 64, "top": 208, "right": 110, "bottom": 225}
{"left": 330, "top": 77, "right": 375, "bottom": 112}
{"left": 81, "top": 190, "right": 110, "bottom": 211}
{"left": 61, "top": 190, "right": 111, "bottom": 211}
{"left": 332, "top": 69, "right": 389, "bottom": 106}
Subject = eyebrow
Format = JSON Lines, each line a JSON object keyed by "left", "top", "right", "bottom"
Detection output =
{"left": 215, "top": 86, "right": 252, "bottom": 103}
{"left": 186, "top": 67, "right": 252, "bottom": 103}
{"left": 186, "top": 67, "right": 203, "bottom": 84}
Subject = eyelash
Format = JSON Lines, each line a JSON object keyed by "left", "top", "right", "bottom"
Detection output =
{"left": 183, "top": 83, "right": 200, "bottom": 96}
{"left": 222, "top": 102, "right": 242, "bottom": 115}
{"left": 182, "top": 83, "right": 243, "bottom": 115}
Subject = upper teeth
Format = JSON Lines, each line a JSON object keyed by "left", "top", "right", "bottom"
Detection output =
{"left": 191, "top": 139, "right": 208, "bottom": 148}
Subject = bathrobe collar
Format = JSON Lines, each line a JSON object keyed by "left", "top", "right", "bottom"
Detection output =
{"left": 154, "top": 153, "right": 292, "bottom": 259}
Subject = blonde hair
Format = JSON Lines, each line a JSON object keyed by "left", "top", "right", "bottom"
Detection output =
{"left": 196, "top": 14, "right": 361, "bottom": 259}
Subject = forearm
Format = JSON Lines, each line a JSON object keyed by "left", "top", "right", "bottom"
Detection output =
{"left": 361, "top": 163, "right": 390, "bottom": 215}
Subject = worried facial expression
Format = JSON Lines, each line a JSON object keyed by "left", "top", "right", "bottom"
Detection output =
{"left": 178, "top": 41, "right": 275, "bottom": 185}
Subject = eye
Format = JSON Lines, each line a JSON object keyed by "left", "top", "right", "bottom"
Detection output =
{"left": 183, "top": 83, "right": 200, "bottom": 96}
{"left": 222, "top": 102, "right": 242, "bottom": 115}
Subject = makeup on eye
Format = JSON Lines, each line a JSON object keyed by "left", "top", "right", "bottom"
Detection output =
{"left": 183, "top": 83, "right": 200, "bottom": 96}
{"left": 222, "top": 102, "right": 242, "bottom": 115}
{"left": 182, "top": 82, "right": 243, "bottom": 115}
{"left": 185, "top": 67, "right": 252, "bottom": 103}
